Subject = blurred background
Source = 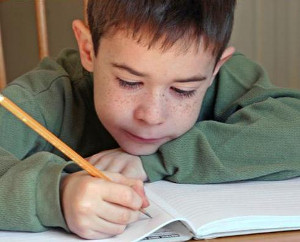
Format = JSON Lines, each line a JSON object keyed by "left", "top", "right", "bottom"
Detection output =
{"left": 0, "top": 0, "right": 299, "bottom": 89}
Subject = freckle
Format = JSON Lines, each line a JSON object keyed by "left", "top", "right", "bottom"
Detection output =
{"left": 183, "top": 103, "right": 193, "bottom": 112}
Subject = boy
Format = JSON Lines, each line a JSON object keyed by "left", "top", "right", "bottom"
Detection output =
{"left": 1, "top": 0, "right": 300, "bottom": 240}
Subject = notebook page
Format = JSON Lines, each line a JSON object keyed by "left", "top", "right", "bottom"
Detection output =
{"left": 145, "top": 177, "right": 300, "bottom": 234}
{"left": 197, "top": 216, "right": 300, "bottom": 239}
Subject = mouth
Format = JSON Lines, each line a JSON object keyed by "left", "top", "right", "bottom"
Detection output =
{"left": 125, "top": 131, "right": 165, "bottom": 144}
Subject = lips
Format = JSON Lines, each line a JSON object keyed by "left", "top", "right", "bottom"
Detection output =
{"left": 125, "top": 130, "right": 164, "bottom": 144}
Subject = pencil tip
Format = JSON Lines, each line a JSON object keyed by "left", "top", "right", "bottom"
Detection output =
{"left": 140, "top": 208, "right": 152, "bottom": 218}
{"left": 143, "top": 211, "right": 152, "bottom": 218}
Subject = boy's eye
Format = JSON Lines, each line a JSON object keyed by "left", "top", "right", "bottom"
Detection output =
{"left": 118, "top": 78, "right": 142, "bottom": 89}
{"left": 171, "top": 87, "right": 196, "bottom": 98}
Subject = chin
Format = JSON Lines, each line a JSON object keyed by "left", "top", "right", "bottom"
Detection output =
{"left": 122, "top": 145, "right": 159, "bottom": 156}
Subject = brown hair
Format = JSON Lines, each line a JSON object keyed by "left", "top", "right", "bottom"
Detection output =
{"left": 87, "top": 0, "right": 236, "bottom": 60}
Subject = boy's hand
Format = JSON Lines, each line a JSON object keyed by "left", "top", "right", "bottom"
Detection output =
{"left": 60, "top": 171, "right": 149, "bottom": 239}
{"left": 87, "top": 148, "right": 148, "bottom": 181}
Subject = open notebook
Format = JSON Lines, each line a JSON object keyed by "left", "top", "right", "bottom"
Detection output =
{"left": 1, "top": 177, "right": 300, "bottom": 241}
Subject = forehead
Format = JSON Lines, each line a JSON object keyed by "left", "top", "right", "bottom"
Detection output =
{"left": 96, "top": 30, "right": 217, "bottom": 79}
{"left": 103, "top": 26, "right": 216, "bottom": 56}
{"left": 100, "top": 29, "right": 215, "bottom": 64}
{"left": 93, "top": 29, "right": 219, "bottom": 83}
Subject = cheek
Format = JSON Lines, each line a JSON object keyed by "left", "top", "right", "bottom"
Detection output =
{"left": 93, "top": 73, "right": 120, "bottom": 112}
{"left": 170, "top": 95, "right": 204, "bottom": 132}
{"left": 94, "top": 87, "right": 134, "bottom": 124}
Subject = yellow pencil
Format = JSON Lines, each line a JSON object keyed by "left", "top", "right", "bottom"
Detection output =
{"left": 0, "top": 93, "right": 151, "bottom": 218}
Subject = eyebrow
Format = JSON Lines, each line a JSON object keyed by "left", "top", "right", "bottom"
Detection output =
{"left": 174, "top": 76, "right": 207, "bottom": 83}
{"left": 111, "top": 63, "right": 207, "bottom": 82}
{"left": 112, "top": 63, "right": 148, "bottom": 77}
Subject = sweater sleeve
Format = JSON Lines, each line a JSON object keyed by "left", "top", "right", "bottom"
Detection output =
{"left": 0, "top": 86, "right": 72, "bottom": 232}
{"left": 141, "top": 54, "right": 300, "bottom": 184}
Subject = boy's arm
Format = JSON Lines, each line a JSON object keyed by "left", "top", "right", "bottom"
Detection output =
{"left": 0, "top": 147, "right": 72, "bottom": 231}
{"left": 0, "top": 87, "right": 72, "bottom": 231}
{"left": 0, "top": 86, "right": 148, "bottom": 237}
{"left": 141, "top": 54, "right": 300, "bottom": 184}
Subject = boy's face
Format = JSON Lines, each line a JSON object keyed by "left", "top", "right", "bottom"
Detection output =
{"left": 93, "top": 32, "right": 218, "bottom": 155}
{"left": 74, "top": 22, "right": 233, "bottom": 156}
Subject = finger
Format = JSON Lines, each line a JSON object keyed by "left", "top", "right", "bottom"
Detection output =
{"left": 76, "top": 229, "right": 118, "bottom": 240}
{"left": 99, "top": 150, "right": 130, "bottom": 169}
{"left": 88, "top": 153, "right": 116, "bottom": 170}
{"left": 130, "top": 181, "right": 150, "bottom": 208}
{"left": 90, "top": 215, "right": 127, "bottom": 236}
{"left": 106, "top": 171, "right": 136, "bottom": 186}
{"left": 94, "top": 154, "right": 124, "bottom": 171}
{"left": 121, "top": 163, "right": 146, "bottom": 180}
{"left": 87, "top": 148, "right": 121, "bottom": 165}
{"left": 96, "top": 200, "right": 140, "bottom": 225}
{"left": 94, "top": 157, "right": 112, "bottom": 170}
{"left": 105, "top": 157, "right": 128, "bottom": 173}
{"left": 106, "top": 172, "right": 150, "bottom": 208}
{"left": 86, "top": 151, "right": 107, "bottom": 164}
{"left": 91, "top": 149, "right": 126, "bottom": 171}
{"left": 75, "top": 216, "right": 127, "bottom": 239}
{"left": 100, "top": 178, "right": 143, "bottom": 210}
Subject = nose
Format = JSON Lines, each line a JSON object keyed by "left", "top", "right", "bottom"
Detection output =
{"left": 134, "top": 92, "right": 167, "bottom": 126}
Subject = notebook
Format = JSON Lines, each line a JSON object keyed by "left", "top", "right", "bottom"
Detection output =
{"left": 1, "top": 177, "right": 300, "bottom": 241}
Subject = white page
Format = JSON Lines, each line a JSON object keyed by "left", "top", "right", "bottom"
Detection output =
{"left": 145, "top": 178, "right": 300, "bottom": 238}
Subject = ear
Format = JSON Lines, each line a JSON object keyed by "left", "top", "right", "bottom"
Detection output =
{"left": 72, "top": 20, "right": 94, "bottom": 72}
{"left": 212, "top": 46, "right": 235, "bottom": 77}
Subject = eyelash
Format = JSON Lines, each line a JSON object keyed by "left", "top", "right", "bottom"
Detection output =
{"left": 118, "top": 78, "right": 142, "bottom": 90}
{"left": 171, "top": 87, "right": 196, "bottom": 98}
{"left": 117, "top": 78, "right": 196, "bottom": 98}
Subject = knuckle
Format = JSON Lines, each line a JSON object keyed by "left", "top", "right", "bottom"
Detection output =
{"left": 82, "top": 178, "right": 96, "bottom": 191}
{"left": 121, "top": 189, "right": 135, "bottom": 204}
{"left": 76, "top": 200, "right": 93, "bottom": 215}
{"left": 118, "top": 210, "right": 131, "bottom": 224}
{"left": 77, "top": 230, "right": 95, "bottom": 239}
{"left": 79, "top": 178, "right": 101, "bottom": 198}
{"left": 121, "top": 187, "right": 142, "bottom": 209}
{"left": 70, "top": 221, "right": 93, "bottom": 239}
{"left": 135, "top": 179, "right": 143, "bottom": 187}
{"left": 88, "top": 154, "right": 98, "bottom": 163}
{"left": 76, "top": 219, "right": 90, "bottom": 231}
{"left": 112, "top": 225, "right": 127, "bottom": 235}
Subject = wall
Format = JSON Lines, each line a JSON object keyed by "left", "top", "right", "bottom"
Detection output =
{"left": 230, "top": 0, "right": 300, "bottom": 89}
{"left": 0, "top": 0, "right": 300, "bottom": 89}
{"left": 0, "top": 0, "right": 82, "bottom": 81}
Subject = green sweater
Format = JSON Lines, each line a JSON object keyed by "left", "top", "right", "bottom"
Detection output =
{"left": 0, "top": 49, "right": 299, "bottom": 232}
